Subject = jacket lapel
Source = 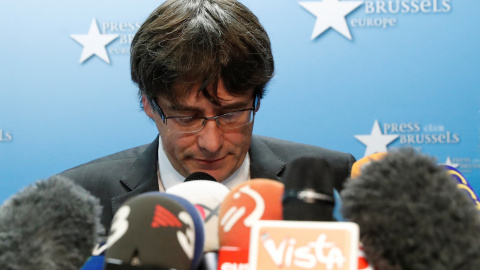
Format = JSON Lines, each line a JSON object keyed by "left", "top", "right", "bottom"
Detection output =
{"left": 111, "top": 136, "right": 160, "bottom": 215}
{"left": 249, "top": 135, "right": 287, "bottom": 183}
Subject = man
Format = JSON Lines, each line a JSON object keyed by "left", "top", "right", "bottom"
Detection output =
{"left": 61, "top": 0, "right": 355, "bottom": 231}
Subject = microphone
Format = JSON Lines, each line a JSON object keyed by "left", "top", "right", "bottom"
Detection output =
{"left": 0, "top": 175, "right": 104, "bottom": 270}
{"left": 101, "top": 192, "right": 204, "bottom": 270}
{"left": 281, "top": 157, "right": 336, "bottom": 221}
{"left": 442, "top": 164, "right": 480, "bottom": 210}
{"left": 341, "top": 148, "right": 480, "bottom": 270}
{"left": 80, "top": 255, "right": 105, "bottom": 270}
{"left": 197, "top": 252, "right": 218, "bottom": 270}
{"left": 166, "top": 175, "right": 230, "bottom": 270}
{"left": 217, "top": 179, "right": 284, "bottom": 269}
{"left": 345, "top": 152, "right": 388, "bottom": 269}
{"left": 184, "top": 171, "right": 217, "bottom": 182}
{"left": 167, "top": 177, "right": 229, "bottom": 252}
{"left": 80, "top": 240, "right": 109, "bottom": 270}
{"left": 248, "top": 220, "right": 359, "bottom": 270}
{"left": 350, "top": 152, "right": 387, "bottom": 180}
{"left": 161, "top": 193, "right": 206, "bottom": 270}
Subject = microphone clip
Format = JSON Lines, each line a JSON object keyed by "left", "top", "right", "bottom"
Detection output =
{"left": 283, "top": 189, "right": 334, "bottom": 204}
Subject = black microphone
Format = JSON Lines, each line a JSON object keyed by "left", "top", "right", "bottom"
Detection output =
{"left": 0, "top": 175, "right": 104, "bottom": 270}
{"left": 184, "top": 171, "right": 217, "bottom": 182}
{"left": 341, "top": 148, "right": 480, "bottom": 270}
{"left": 281, "top": 156, "right": 336, "bottom": 221}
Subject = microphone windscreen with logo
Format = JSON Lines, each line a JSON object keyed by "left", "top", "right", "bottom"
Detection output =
{"left": 218, "top": 179, "right": 284, "bottom": 249}
{"left": 184, "top": 172, "right": 217, "bottom": 182}
{"left": 161, "top": 193, "right": 205, "bottom": 270}
{"left": 103, "top": 192, "right": 202, "bottom": 270}
{"left": 217, "top": 179, "right": 283, "bottom": 269}
{"left": 341, "top": 148, "right": 480, "bottom": 270}
{"left": 282, "top": 157, "right": 336, "bottom": 221}
{"left": 0, "top": 175, "right": 104, "bottom": 270}
{"left": 166, "top": 180, "right": 230, "bottom": 252}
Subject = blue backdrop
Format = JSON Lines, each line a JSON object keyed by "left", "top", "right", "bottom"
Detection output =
{"left": 1, "top": 0, "right": 479, "bottom": 203}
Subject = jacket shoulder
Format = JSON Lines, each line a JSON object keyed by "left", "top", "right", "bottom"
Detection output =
{"left": 252, "top": 135, "right": 356, "bottom": 191}
{"left": 252, "top": 135, "right": 354, "bottom": 161}
{"left": 60, "top": 143, "right": 150, "bottom": 185}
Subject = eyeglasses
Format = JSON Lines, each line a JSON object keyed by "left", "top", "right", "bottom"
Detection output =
{"left": 150, "top": 96, "right": 258, "bottom": 133}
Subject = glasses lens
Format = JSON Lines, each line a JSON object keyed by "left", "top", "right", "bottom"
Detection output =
{"left": 165, "top": 109, "right": 254, "bottom": 133}
{"left": 218, "top": 110, "right": 254, "bottom": 130}
{"left": 168, "top": 117, "right": 205, "bottom": 133}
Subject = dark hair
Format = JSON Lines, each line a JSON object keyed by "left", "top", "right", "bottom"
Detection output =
{"left": 131, "top": 0, "right": 274, "bottom": 107}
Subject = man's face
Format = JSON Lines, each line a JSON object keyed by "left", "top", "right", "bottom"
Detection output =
{"left": 143, "top": 80, "right": 256, "bottom": 182}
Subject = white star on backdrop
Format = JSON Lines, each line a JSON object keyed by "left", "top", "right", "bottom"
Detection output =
{"left": 299, "top": 0, "right": 363, "bottom": 40}
{"left": 441, "top": 157, "right": 460, "bottom": 168}
{"left": 355, "top": 120, "right": 399, "bottom": 157}
{"left": 71, "top": 18, "right": 119, "bottom": 64}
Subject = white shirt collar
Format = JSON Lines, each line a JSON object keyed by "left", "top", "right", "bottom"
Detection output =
{"left": 157, "top": 136, "right": 250, "bottom": 190}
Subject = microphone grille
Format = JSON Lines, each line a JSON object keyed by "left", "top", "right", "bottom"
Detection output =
{"left": 185, "top": 172, "right": 217, "bottom": 182}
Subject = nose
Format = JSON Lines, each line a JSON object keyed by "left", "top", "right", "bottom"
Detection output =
{"left": 197, "top": 119, "right": 224, "bottom": 153}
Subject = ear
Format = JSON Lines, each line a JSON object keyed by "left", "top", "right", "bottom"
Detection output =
{"left": 142, "top": 95, "right": 155, "bottom": 119}
{"left": 255, "top": 98, "right": 261, "bottom": 112}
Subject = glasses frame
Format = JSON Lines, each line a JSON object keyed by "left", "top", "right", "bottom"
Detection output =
{"left": 150, "top": 95, "right": 259, "bottom": 133}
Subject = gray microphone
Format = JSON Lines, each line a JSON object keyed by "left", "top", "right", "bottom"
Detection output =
{"left": 341, "top": 148, "right": 480, "bottom": 270}
{"left": 0, "top": 175, "right": 104, "bottom": 270}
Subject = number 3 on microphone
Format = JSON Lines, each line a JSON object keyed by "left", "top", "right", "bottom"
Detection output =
{"left": 177, "top": 211, "right": 195, "bottom": 260}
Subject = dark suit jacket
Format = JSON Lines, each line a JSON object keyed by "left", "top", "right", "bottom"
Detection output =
{"left": 60, "top": 135, "right": 355, "bottom": 231}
